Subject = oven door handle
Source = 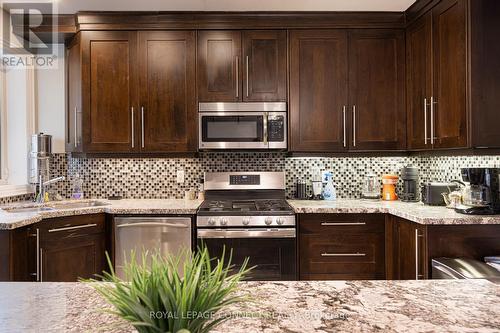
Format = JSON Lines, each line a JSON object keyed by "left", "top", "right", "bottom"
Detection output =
{"left": 197, "top": 228, "right": 296, "bottom": 239}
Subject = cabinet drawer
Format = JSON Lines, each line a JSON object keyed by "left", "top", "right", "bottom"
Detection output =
{"left": 299, "top": 233, "right": 385, "bottom": 279}
{"left": 299, "top": 214, "right": 385, "bottom": 234}
{"left": 38, "top": 214, "right": 105, "bottom": 240}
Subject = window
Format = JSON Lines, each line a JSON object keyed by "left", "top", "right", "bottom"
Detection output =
{"left": 0, "top": 66, "right": 36, "bottom": 197}
{"left": 0, "top": 66, "right": 6, "bottom": 185}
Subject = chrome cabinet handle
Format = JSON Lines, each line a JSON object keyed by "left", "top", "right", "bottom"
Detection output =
{"left": 235, "top": 56, "right": 239, "bottom": 98}
{"left": 321, "top": 222, "right": 366, "bottom": 226}
{"left": 321, "top": 253, "right": 366, "bottom": 257}
{"left": 40, "top": 248, "right": 43, "bottom": 282}
{"left": 263, "top": 112, "right": 268, "bottom": 145}
{"left": 117, "top": 222, "right": 189, "bottom": 229}
{"left": 141, "top": 106, "right": 145, "bottom": 148}
{"left": 415, "top": 229, "right": 424, "bottom": 280}
{"left": 343, "top": 106, "right": 347, "bottom": 148}
{"left": 48, "top": 223, "right": 97, "bottom": 233}
{"left": 424, "top": 98, "right": 428, "bottom": 145}
{"left": 74, "top": 107, "right": 78, "bottom": 148}
{"left": 36, "top": 228, "right": 40, "bottom": 282}
{"left": 131, "top": 107, "right": 135, "bottom": 148}
{"left": 246, "top": 55, "right": 249, "bottom": 97}
{"left": 430, "top": 97, "right": 435, "bottom": 145}
{"left": 352, "top": 105, "right": 357, "bottom": 147}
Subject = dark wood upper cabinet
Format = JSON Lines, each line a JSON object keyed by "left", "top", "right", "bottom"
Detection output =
{"left": 290, "top": 29, "right": 405, "bottom": 152}
{"left": 469, "top": 0, "right": 500, "bottom": 148}
{"left": 406, "top": 0, "right": 500, "bottom": 151}
{"left": 138, "top": 31, "right": 197, "bottom": 152}
{"left": 289, "top": 30, "right": 349, "bottom": 152}
{"left": 406, "top": 12, "right": 433, "bottom": 150}
{"left": 66, "top": 33, "right": 83, "bottom": 153}
{"left": 67, "top": 30, "right": 198, "bottom": 154}
{"left": 348, "top": 30, "right": 406, "bottom": 151}
{"left": 432, "top": 0, "right": 467, "bottom": 149}
{"left": 198, "top": 30, "right": 287, "bottom": 103}
{"left": 81, "top": 31, "right": 138, "bottom": 152}
{"left": 242, "top": 30, "right": 287, "bottom": 102}
{"left": 197, "top": 31, "right": 241, "bottom": 102}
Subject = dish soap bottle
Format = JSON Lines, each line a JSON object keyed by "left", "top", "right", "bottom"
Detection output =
{"left": 71, "top": 173, "right": 84, "bottom": 200}
{"left": 322, "top": 172, "right": 337, "bottom": 201}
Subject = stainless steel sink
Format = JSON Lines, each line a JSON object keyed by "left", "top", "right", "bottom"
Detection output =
{"left": 47, "top": 200, "right": 109, "bottom": 210}
{"left": 3, "top": 206, "right": 55, "bottom": 213}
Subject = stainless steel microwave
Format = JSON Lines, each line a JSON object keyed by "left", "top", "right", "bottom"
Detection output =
{"left": 199, "top": 102, "right": 287, "bottom": 150}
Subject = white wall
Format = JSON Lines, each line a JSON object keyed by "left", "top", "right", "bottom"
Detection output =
{"left": 36, "top": 44, "right": 66, "bottom": 153}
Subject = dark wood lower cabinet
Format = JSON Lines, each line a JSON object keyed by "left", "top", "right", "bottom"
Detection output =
{"left": 299, "top": 214, "right": 386, "bottom": 280}
{"left": 387, "top": 216, "right": 500, "bottom": 280}
{"left": 38, "top": 214, "right": 106, "bottom": 282}
{"left": 0, "top": 214, "right": 107, "bottom": 282}
{"left": 388, "top": 216, "right": 428, "bottom": 280}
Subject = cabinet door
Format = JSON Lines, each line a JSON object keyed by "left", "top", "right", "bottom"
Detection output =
{"left": 406, "top": 13, "right": 433, "bottom": 150}
{"left": 432, "top": 0, "right": 467, "bottom": 149}
{"left": 81, "top": 31, "right": 138, "bottom": 152}
{"left": 39, "top": 214, "right": 106, "bottom": 282}
{"left": 138, "top": 31, "right": 197, "bottom": 152}
{"left": 41, "top": 233, "right": 105, "bottom": 282}
{"left": 197, "top": 31, "right": 241, "bottom": 102}
{"left": 349, "top": 30, "right": 406, "bottom": 151}
{"left": 395, "top": 218, "right": 427, "bottom": 280}
{"left": 66, "top": 33, "right": 82, "bottom": 153}
{"left": 242, "top": 30, "right": 287, "bottom": 102}
{"left": 289, "top": 30, "right": 348, "bottom": 152}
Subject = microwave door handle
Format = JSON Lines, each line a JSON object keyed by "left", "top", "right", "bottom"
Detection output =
{"left": 263, "top": 112, "right": 268, "bottom": 146}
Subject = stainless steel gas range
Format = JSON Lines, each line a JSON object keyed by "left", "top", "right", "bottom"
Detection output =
{"left": 196, "top": 172, "right": 297, "bottom": 281}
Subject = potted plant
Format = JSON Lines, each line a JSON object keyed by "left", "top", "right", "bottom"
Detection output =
{"left": 88, "top": 247, "right": 251, "bottom": 333}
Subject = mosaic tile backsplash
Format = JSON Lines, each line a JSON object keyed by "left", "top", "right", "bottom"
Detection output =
{"left": 41, "top": 153, "right": 500, "bottom": 200}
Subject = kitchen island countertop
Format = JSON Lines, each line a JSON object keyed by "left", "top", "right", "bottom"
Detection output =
{"left": 0, "top": 279, "right": 498, "bottom": 333}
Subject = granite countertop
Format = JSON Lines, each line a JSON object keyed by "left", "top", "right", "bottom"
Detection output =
{"left": 0, "top": 279, "right": 498, "bottom": 332}
{"left": 2, "top": 197, "right": 500, "bottom": 230}
{"left": 288, "top": 199, "right": 500, "bottom": 225}
{"left": 0, "top": 199, "right": 203, "bottom": 230}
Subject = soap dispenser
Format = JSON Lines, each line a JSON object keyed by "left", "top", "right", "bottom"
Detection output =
{"left": 322, "top": 172, "right": 337, "bottom": 201}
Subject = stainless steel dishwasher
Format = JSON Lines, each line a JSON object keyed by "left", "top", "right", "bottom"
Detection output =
{"left": 114, "top": 217, "right": 192, "bottom": 279}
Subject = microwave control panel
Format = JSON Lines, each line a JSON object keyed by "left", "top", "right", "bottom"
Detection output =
{"left": 268, "top": 116, "right": 285, "bottom": 142}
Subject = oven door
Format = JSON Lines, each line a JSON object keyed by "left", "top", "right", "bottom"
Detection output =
{"left": 197, "top": 228, "right": 297, "bottom": 281}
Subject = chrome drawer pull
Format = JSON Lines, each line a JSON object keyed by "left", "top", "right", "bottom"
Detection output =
{"left": 321, "top": 222, "right": 366, "bottom": 226}
{"left": 48, "top": 223, "right": 97, "bottom": 233}
{"left": 321, "top": 253, "right": 366, "bottom": 257}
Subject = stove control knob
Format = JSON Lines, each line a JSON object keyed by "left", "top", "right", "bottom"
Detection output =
{"left": 220, "top": 218, "right": 228, "bottom": 226}
{"left": 208, "top": 218, "right": 216, "bottom": 226}
{"left": 242, "top": 218, "right": 251, "bottom": 226}
{"left": 265, "top": 217, "right": 273, "bottom": 225}
{"left": 276, "top": 217, "right": 284, "bottom": 225}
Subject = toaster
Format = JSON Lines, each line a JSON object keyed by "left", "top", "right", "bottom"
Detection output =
{"left": 421, "top": 182, "right": 460, "bottom": 206}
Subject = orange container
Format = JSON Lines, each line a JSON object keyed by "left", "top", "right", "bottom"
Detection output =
{"left": 382, "top": 174, "right": 399, "bottom": 201}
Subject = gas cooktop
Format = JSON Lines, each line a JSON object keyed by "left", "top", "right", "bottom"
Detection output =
{"left": 198, "top": 199, "right": 294, "bottom": 216}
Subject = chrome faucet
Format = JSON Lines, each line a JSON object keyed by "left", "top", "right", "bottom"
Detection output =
{"left": 35, "top": 175, "right": 65, "bottom": 203}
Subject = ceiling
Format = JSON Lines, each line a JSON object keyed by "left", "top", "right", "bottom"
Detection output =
{"left": 55, "top": 0, "right": 418, "bottom": 14}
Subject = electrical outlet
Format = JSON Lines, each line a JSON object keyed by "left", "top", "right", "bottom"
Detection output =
{"left": 176, "top": 169, "right": 185, "bottom": 184}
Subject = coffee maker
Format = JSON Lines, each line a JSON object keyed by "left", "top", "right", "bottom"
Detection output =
{"left": 400, "top": 166, "right": 419, "bottom": 202}
{"left": 455, "top": 168, "right": 500, "bottom": 215}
